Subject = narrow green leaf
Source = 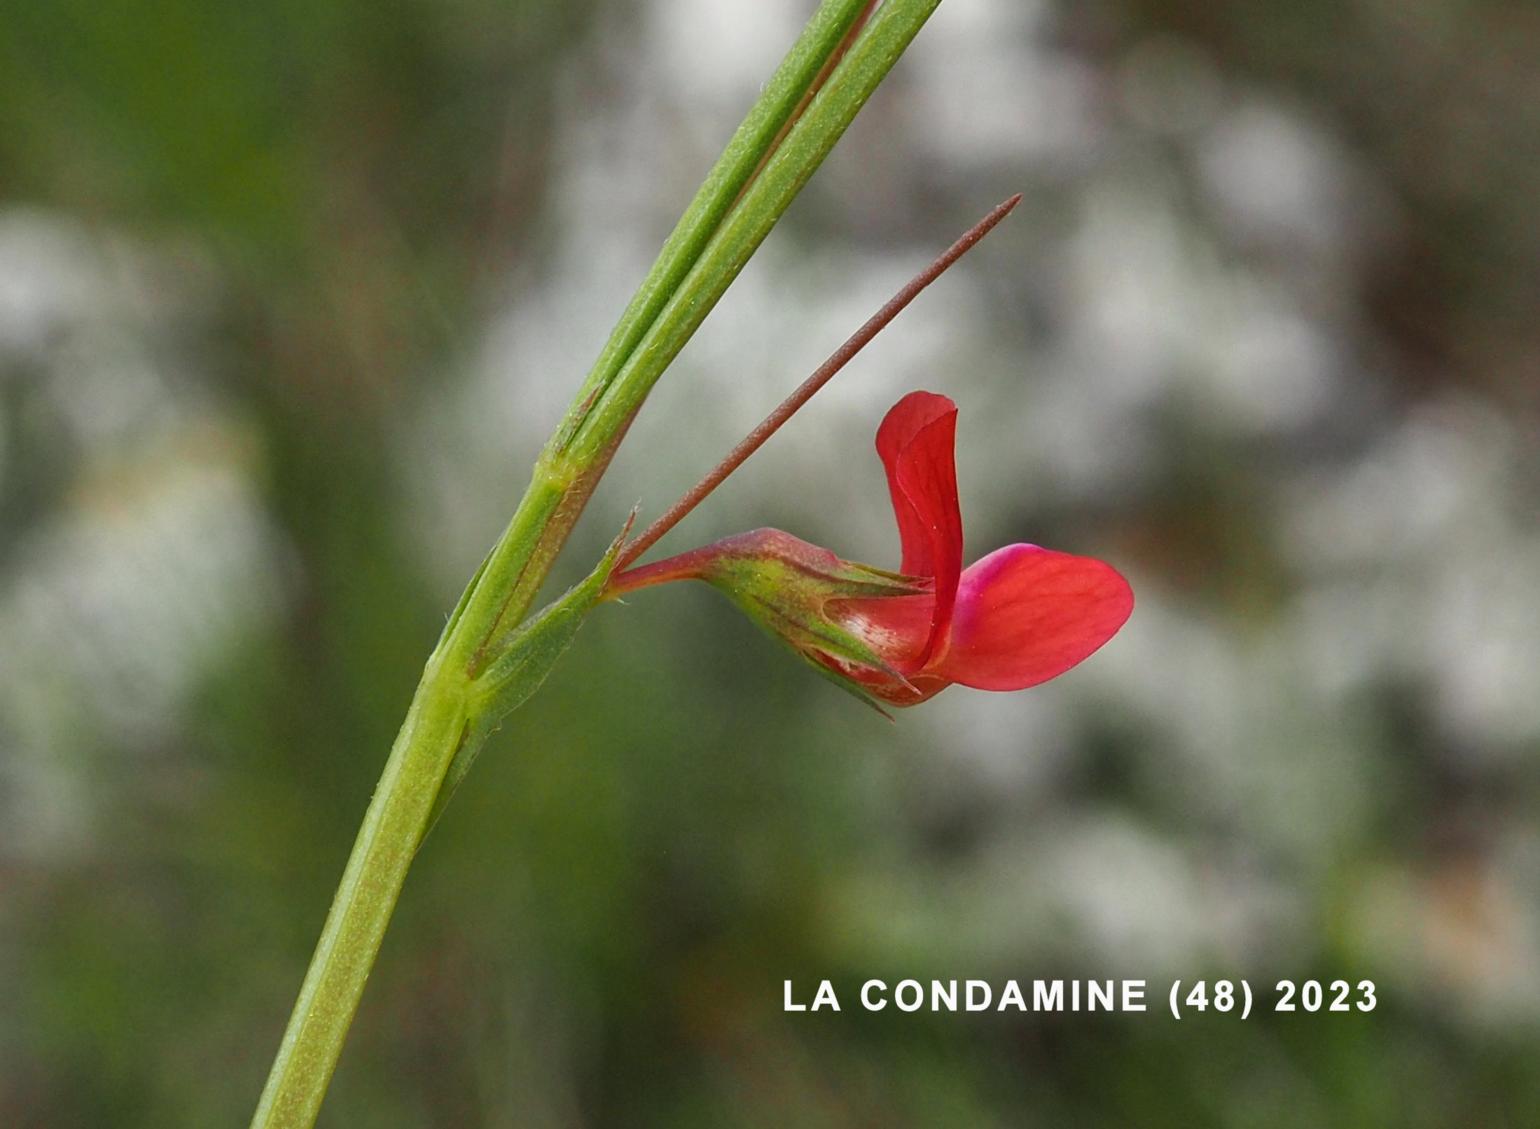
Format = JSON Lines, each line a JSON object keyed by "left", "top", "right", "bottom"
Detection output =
{"left": 427, "top": 519, "right": 630, "bottom": 828}
{"left": 553, "top": 0, "right": 873, "bottom": 452}
{"left": 249, "top": 4, "right": 947, "bottom": 1123}
{"left": 567, "top": 0, "right": 945, "bottom": 464}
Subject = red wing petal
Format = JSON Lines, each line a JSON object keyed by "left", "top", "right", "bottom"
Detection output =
{"left": 874, "top": 391, "right": 962, "bottom": 661}
{"left": 937, "top": 544, "right": 1133, "bottom": 691}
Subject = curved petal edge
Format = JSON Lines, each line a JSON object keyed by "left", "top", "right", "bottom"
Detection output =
{"left": 937, "top": 543, "right": 1134, "bottom": 691}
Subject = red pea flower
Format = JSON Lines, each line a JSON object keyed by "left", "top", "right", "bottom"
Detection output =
{"left": 608, "top": 391, "right": 1133, "bottom": 708}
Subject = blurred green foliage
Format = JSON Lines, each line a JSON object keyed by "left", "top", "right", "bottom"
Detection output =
{"left": 3, "top": 0, "right": 1539, "bottom": 1126}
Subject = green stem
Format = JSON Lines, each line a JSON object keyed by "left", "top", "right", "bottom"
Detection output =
{"left": 248, "top": 653, "right": 470, "bottom": 1129}
{"left": 551, "top": 0, "right": 875, "bottom": 456}
{"left": 565, "top": 0, "right": 944, "bottom": 464}
{"left": 248, "top": 2, "right": 944, "bottom": 1125}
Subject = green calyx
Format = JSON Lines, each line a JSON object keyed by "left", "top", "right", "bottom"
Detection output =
{"left": 687, "top": 528, "right": 925, "bottom": 697}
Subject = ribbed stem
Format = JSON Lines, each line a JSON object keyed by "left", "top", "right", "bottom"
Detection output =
{"left": 246, "top": 4, "right": 947, "bottom": 1126}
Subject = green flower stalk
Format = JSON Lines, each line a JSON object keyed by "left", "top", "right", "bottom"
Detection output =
{"left": 248, "top": 2, "right": 943, "bottom": 1126}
